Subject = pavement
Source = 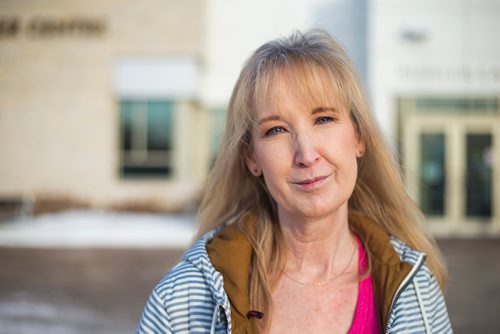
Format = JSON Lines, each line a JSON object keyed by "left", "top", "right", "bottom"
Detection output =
{"left": 0, "top": 247, "right": 184, "bottom": 333}
{"left": 0, "top": 210, "right": 499, "bottom": 333}
{"left": 437, "top": 238, "right": 500, "bottom": 333}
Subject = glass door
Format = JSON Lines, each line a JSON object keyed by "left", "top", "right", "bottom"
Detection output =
{"left": 419, "top": 133, "right": 446, "bottom": 217}
{"left": 400, "top": 97, "right": 500, "bottom": 235}
{"left": 466, "top": 133, "right": 493, "bottom": 219}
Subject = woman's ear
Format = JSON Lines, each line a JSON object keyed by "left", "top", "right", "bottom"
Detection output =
{"left": 244, "top": 148, "right": 262, "bottom": 177}
{"left": 355, "top": 137, "right": 365, "bottom": 158}
{"left": 351, "top": 115, "right": 365, "bottom": 158}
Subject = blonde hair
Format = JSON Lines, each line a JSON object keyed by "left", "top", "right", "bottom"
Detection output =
{"left": 196, "top": 30, "right": 447, "bottom": 328}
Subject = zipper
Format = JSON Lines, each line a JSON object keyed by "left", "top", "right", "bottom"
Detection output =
{"left": 210, "top": 303, "right": 220, "bottom": 334}
{"left": 210, "top": 303, "right": 231, "bottom": 334}
{"left": 385, "top": 253, "right": 426, "bottom": 333}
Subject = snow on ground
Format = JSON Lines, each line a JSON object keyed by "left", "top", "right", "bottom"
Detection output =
{"left": 0, "top": 210, "right": 196, "bottom": 248}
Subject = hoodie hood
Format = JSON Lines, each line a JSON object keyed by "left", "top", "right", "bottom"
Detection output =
{"left": 206, "top": 222, "right": 257, "bottom": 333}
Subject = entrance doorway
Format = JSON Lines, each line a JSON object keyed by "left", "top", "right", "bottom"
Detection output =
{"left": 399, "top": 98, "right": 500, "bottom": 236}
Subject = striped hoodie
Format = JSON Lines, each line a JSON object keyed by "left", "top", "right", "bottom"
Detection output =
{"left": 137, "top": 214, "right": 453, "bottom": 333}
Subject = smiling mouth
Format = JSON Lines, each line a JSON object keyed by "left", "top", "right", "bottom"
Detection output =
{"left": 292, "top": 175, "right": 329, "bottom": 189}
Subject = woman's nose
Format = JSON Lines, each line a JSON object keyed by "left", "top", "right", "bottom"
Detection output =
{"left": 293, "top": 133, "right": 320, "bottom": 167}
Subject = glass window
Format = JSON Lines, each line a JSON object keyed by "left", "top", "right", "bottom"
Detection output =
{"left": 419, "top": 133, "right": 446, "bottom": 216}
{"left": 209, "top": 108, "right": 227, "bottom": 165}
{"left": 147, "top": 101, "right": 172, "bottom": 151}
{"left": 466, "top": 134, "right": 493, "bottom": 218}
{"left": 119, "top": 100, "right": 174, "bottom": 178}
{"left": 121, "top": 101, "right": 133, "bottom": 151}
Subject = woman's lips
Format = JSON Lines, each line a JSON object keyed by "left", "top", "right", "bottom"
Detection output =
{"left": 292, "top": 175, "right": 329, "bottom": 190}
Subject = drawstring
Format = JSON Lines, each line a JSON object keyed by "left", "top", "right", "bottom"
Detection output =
{"left": 414, "top": 280, "right": 431, "bottom": 334}
{"left": 210, "top": 304, "right": 219, "bottom": 334}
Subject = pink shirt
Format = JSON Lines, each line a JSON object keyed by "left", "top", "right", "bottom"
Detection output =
{"left": 348, "top": 236, "right": 380, "bottom": 334}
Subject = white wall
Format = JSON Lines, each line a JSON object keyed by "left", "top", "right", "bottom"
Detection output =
{"left": 202, "top": 0, "right": 367, "bottom": 108}
{"left": 369, "top": 0, "right": 500, "bottom": 138}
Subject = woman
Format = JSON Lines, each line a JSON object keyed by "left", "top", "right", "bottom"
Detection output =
{"left": 138, "top": 30, "right": 453, "bottom": 333}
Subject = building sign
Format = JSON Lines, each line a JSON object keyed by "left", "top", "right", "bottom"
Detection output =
{"left": 0, "top": 16, "right": 106, "bottom": 38}
{"left": 399, "top": 64, "right": 500, "bottom": 85}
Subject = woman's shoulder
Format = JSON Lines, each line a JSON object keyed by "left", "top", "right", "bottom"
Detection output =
{"left": 137, "top": 229, "right": 231, "bottom": 333}
{"left": 389, "top": 237, "right": 426, "bottom": 267}
{"left": 389, "top": 237, "right": 442, "bottom": 284}
{"left": 387, "top": 238, "right": 453, "bottom": 333}
{"left": 151, "top": 227, "right": 227, "bottom": 301}
{"left": 153, "top": 259, "right": 208, "bottom": 296}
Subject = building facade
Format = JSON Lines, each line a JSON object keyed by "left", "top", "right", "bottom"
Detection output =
{"left": 1, "top": 0, "right": 499, "bottom": 236}
{"left": 369, "top": 0, "right": 500, "bottom": 236}
{"left": 0, "top": 0, "right": 207, "bottom": 212}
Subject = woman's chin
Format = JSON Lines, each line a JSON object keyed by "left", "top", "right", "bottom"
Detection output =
{"left": 280, "top": 198, "right": 350, "bottom": 221}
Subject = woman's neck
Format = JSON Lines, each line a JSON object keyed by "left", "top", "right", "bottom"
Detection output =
{"left": 278, "top": 206, "right": 356, "bottom": 281}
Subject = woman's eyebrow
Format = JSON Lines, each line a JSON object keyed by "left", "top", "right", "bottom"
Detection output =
{"left": 311, "top": 106, "right": 338, "bottom": 114}
{"left": 257, "top": 115, "right": 281, "bottom": 125}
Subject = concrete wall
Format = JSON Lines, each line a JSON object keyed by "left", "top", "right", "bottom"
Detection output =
{"left": 0, "top": 0, "right": 205, "bottom": 210}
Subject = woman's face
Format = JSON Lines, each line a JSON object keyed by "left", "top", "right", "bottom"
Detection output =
{"left": 245, "top": 74, "right": 364, "bottom": 221}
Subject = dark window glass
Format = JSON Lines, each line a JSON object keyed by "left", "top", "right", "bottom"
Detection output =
{"left": 120, "top": 101, "right": 133, "bottom": 151}
{"left": 119, "top": 99, "right": 173, "bottom": 178}
{"left": 420, "top": 133, "right": 446, "bottom": 216}
{"left": 147, "top": 101, "right": 172, "bottom": 151}
{"left": 466, "top": 134, "right": 492, "bottom": 218}
{"left": 121, "top": 166, "right": 171, "bottom": 178}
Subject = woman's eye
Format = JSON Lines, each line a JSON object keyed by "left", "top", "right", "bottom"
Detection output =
{"left": 315, "top": 116, "right": 334, "bottom": 125}
{"left": 265, "top": 126, "right": 286, "bottom": 136}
